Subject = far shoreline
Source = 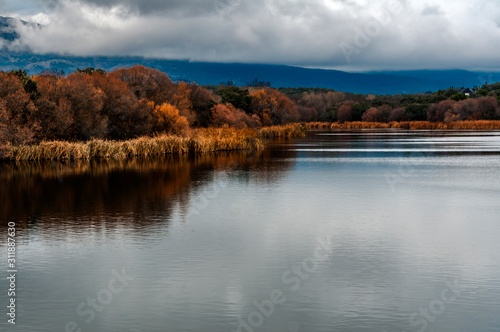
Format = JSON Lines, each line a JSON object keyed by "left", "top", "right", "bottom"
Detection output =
{"left": 306, "top": 120, "right": 500, "bottom": 130}
{"left": 3, "top": 121, "right": 500, "bottom": 162}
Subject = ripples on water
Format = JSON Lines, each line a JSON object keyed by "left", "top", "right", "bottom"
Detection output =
{"left": 1, "top": 130, "right": 500, "bottom": 332}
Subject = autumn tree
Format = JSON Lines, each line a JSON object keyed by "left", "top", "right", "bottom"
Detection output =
{"left": 170, "top": 81, "right": 196, "bottom": 126}
{"left": 444, "top": 99, "right": 477, "bottom": 122}
{"left": 361, "top": 107, "right": 380, "bottom": 122}
{"left": 189, "top": 84, "right": 216, "bottom": 127}
{"left": 475, "top": 97, "right": 498, "bottom": 120}
{"left": 388, "top": 107, "right": 405, "bottom": 122}
{"left": 441, "top": 97, "right": 499, "bottom": 122}
{"left": 0, "top": 100, "right": 8, "bottom": 144}
{"left": 34, "top": 73, "right": 108, "bottom": 140}
{"left": 297, "top": 105, "right": 318, "bottom": 122}
{"left": 150, "top": 103, "right": 189, "bottom": 135}
{"left": 211, "top": 103, "right": 259, "bottom": 129}
{"left": 0, "top": 72, "right": 40, "bottom": 144}
{"left": 65, "top": 73, "right": 108, "bottom": 139}
{"left": 337, "top": 101, "right": 354, "bottom": 123}
{"left": 34, "top": 73, "right": 74, "bottom": 140}
{"left": 111, "top": 66, "right": 176, "bottom": 105}
{"left": 299, "top": 91, "right": 345, "bottom": 121}
{"left": 427, "top": 100, "right": 456, "bottom": 122}
{"left": 88, "top": 72, "right": 153, "bottom": 139}
{"left": 362, "top": 105, "right": 392, "bottom": 122}
{"left": 11, "top": 69, "right": 39, "bottom": 100}
{"left": 249, "top": 88, "right": 299, "bottom": 125}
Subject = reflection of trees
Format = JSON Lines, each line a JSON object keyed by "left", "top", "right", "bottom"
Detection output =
{"left": 232, "top": 138, "right": 299, "bottom": 184}
{"left": 0, "top": 148, "right": 297, "bottom": 235}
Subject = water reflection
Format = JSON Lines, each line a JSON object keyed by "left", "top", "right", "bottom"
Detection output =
{"left": 1, "top": 132, "right": 500, "bottom": 332}
{"left": 0, "top": 145, "right": 298, "bottom": 233}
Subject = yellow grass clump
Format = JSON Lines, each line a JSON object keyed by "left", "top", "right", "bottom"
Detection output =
{"left": 258, "top": 123, "right": 307, "bottom": 138}
{"left": 2, "top": 124, "right": 306, "bottom": 161}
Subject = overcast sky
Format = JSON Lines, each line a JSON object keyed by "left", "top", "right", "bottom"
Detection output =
{"left": 1, "top": 0, "right": 500, "bottom": 71}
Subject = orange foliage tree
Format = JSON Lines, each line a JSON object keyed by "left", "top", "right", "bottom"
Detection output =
{"left": 111, "top": 66, "right": 176, "bottom": 105}
{"left": 249, "top": 88, "right": 299, "bottom": 125}
{"left": 171, "top": 81, "right": 196, "bottom": 126}
{"left": 35, "top": 72, "right": 108, "bottom": 140}
{"left": 0, "top": 72, "right": 40, "bottom": 144}
{"left": 88, "top": 72, "right": 153, "bottom": 139}
{"left": 362, "top": 105, "right": 391, "bottom": 123}
{"left": 211, "top": 103, "right": 259, "bottom": 129}
{"left": 151, "top": 103, "right": 189, "bottom": 135}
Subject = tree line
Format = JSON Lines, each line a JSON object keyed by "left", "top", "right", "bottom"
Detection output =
{"left": 1, "top": 65, "right": 500, "bottom": 145}
{"left": 280, "top": 85, "right": 500, "bottom": 123}
{"left": 0, "top": 66, "right": 305, "bottom": 145}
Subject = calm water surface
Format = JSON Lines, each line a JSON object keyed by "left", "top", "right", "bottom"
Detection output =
{"left": 1, "top": 129, "right": 500, "bottom": 332}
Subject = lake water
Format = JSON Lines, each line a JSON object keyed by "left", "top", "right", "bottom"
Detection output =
{"left": 1, "top": 129, "right": 500, "bottom": 332}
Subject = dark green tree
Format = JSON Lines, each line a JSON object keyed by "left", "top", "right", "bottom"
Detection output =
{"left": 246, "top": 78, "right": 271, "bottom": 88}
{"left": 76, "top": 67, "right": 106, "bottom": 75}
{"left": 403, "top": 103, "right": 428, "bottom": 121}
{"left": 351, "top": 103, "right": 369, "bottom": 121}
{"left": 216, "top": 86, "right": 252, "bottom": 113}
{"left": 450, "top": 93, "right": 467, "bottom": 101}
{"left": 10, "top": 69, "right": 39, "bottom": 100}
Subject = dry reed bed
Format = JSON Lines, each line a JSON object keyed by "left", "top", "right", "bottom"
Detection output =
{"left": 306, "top": 121, "right": 500, "bottom": 130}
{"left": 2, "top": 124, "right": 307, "bottom": 161}
{"left": 259, "top": 124, "right": 307, "bottom": 138}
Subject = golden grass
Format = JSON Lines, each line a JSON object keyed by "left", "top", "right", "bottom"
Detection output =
{"left": 306, "top": 121, "right": 500, "bottom": 130}
{"left": 258, "top": 123, "right": 307, "bottom": 138}
{"left": 306, "top": 122, "right": 334, "bottom": 129}
{"left": 1, "top": 124, "right": 306, "bottom": 161}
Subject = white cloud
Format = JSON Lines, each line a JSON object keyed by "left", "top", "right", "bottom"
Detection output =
{"left": 9, "top": 0, "right": 500, "bottom": 71}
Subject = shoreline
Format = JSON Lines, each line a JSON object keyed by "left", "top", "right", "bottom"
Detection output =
{"left": 1, "top": 124, "right": 306, "bottom": 161}
{"left": 3, "top": 120, "right": 500, "bottom": 162}
{"left": 306, "top": 120, "right": 500, "bottom": 130}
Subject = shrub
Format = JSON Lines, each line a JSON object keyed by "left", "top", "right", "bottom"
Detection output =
{"left": 337, "top": 101, "right": 354, "bottom": 123}
{"left": 0, "top": 73, "right": 40, "bottom": 144}
{"left": 211, "top": 103, "right": 259, "bottom": 129}
{"left": 249, "top": 88, "right": 299, "bottom": 125}
{"left": 152, "top": 103, "right": 189, "bottom": 135}
{"left": 427, "top": 100, "right": 456, "bottom": 122}
{"left": 388, "top": 107, "right": 405, "bottom": 122}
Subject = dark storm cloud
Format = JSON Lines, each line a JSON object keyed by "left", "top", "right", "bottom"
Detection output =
{"left": 9, "top": 0, "right": 500, "bottom": 71}
{"left": 36, "top": 0, "right": 232, "bottom": 15}
{"left": 422, "top": 5, "right": 444, "bottom": 16}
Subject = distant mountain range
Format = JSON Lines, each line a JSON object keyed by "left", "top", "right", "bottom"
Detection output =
{"left": 1, "top": 15, "right": 499, "bottom": 95}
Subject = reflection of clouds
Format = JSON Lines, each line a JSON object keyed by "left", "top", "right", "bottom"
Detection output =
{"left": 0, "top": 149, "right": 297, "bottom": 228}
{"left": 2, "top": 130, "right": 500, "bottom": 331}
